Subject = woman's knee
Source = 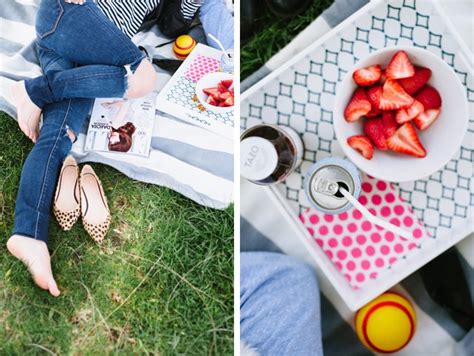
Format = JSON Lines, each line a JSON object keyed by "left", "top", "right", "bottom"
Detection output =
{"left": 126, "top": 60, "right": 157, "bottom": 99}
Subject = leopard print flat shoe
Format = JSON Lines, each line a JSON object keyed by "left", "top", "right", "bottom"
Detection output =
{"left": 53, "top": 155, "right": 81, "bottom": 231}
{"left": 80, "top": 165, "right": 111, "bottom": 243}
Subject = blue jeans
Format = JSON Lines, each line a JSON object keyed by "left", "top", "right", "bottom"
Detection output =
{"left": 13, "top": 0, "right": 145, "bottom": 243}
{"left": 240, "top": 252, "right": 324, "bottom": 355}
{"left": 24, "top": 0, "right": 145, "bottom": 109}
{"left": 200, "top": 0, "right": 234, "bottom": 51}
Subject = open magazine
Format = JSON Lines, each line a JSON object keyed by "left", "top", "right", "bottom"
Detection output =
{"left": 84, "top": 94, "right": 156, "bottom": 157}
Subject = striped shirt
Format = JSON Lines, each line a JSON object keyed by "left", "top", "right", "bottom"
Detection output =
{"left": 96, "top": 0, "right": 202, "bottom": 38}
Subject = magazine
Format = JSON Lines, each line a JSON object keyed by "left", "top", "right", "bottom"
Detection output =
{"left": 84, "top": 94, "right": 156, "bottom": 157}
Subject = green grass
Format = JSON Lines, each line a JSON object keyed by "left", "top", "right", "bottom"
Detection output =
{"left": 0, "top": 112, "right": 234, "bottom": 355}
{"left": 241, "top": 0, "right": 334, "bottom": 80}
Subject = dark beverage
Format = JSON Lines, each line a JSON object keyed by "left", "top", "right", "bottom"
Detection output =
{"left": 241, "top": 124, "right": 303, "bottom": 185}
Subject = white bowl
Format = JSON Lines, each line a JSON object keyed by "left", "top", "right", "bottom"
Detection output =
{"left": 333, "top": 46, "right": 468, "bottom": 182}
{"left": 195, "top": 72, "right": 234, "bottom": 114}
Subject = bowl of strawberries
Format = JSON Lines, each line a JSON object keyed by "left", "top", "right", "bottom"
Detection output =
{"left": 196, "top": 72, "right": 234, "bottom": 114}
{"left": 334, "top": 46, "right": 468, "bottom": 182}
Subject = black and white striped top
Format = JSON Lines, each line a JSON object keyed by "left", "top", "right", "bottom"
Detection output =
{"left": 96, "top": 0, "right": 202, "bottom": 38}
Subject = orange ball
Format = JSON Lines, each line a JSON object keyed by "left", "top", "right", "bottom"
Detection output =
{"left": 173, "top": 35, "right": 196, "bottom": 60}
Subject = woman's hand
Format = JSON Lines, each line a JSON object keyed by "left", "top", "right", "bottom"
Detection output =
{"left": 65, "top": 0, "right": 86, "bottom": 5}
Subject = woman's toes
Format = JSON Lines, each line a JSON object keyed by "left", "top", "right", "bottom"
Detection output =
{"left": 48, "top": 279, "right": 61, "bottom": 297}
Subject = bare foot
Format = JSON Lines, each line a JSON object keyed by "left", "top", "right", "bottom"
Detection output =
{"left": 11, "top": 81, "right": 42, "bottom": 143}
{"left": 7, "top": 235, "right": 60, "bottom": 297}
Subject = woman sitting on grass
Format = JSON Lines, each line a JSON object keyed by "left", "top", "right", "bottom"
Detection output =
{"left": 6, "top": 0, "right": 206, "bottom": 297}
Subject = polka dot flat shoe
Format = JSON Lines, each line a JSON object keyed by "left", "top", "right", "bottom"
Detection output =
{"left": 80, "top": 165, "right": 111, "bottom": 243}
{"left": 53, "top": 155, "right": 81, "bottom": 231}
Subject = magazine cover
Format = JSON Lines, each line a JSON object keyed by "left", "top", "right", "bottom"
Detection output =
{"left": 84, "top": 94, "right": 156, "bottom": 157}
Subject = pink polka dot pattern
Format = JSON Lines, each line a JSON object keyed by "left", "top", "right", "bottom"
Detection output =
{"left": 185, "top": 55, "right": 220, "bottom": 82}
{"left": 299, "top": 175, "right": 427, "bottom": 289}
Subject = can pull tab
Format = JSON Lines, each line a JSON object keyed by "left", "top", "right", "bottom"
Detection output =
{"left": 314, "top": 177, "right": 340, "bottom": 197}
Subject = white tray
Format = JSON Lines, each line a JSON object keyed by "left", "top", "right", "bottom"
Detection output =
{"left": 241, "top": 0, "right": 474, "bottom": 310}
{"left": 156, "top": 43, "right": 234, "bottom": 140}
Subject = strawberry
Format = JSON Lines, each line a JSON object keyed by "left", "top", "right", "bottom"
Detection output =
{"left": 344, "top": 88, "right": 371, "bottom": 122}
{"left": 395, "top": 99, "right": 424, "bottom": 124}
{"left": 219, "top": 91, "right": 232, "bottom": 101}
{"left": 364, "top": 117, "right": 388, "bottom": 150}
{"left": 382, "top": 111, "right": 398, "bottom": 138}
{"left": 224, "top": 95, "right": 234, "bottom": 107}
{"left": 385, "top": 50, "right": 415, "bottom": 79}
{"left": 386, "top": 122, "right": 426, "bottom": 158}
{"left": 218, "top": 82, "right": 227, "bottom": 93}
{"left": 206, "top": 95, "right": 218, "bottom": 106}
{"left": 366, "top": 85, "right": 382, "bottom": 117}
{"left": 353, "top": 65, "right": 382, "bottom": 86}
{"left": 413, "top": 108, "right": 441, "bottom": 130}
{"left": 399, "top": 67, "right": 432, "bottom": 95}
{"left": 203, "top": 87, "right": 220, "bottom": 98}
{"left": 379, "top": 70, "right": 387, "bottom": 85}
{"left": 379, "top": 79, "right": 414, "bottom": 110}
{"left": 347, "top": 135, "right": 374, "bottom": 160}
{"left": 415, "top": 85, "right": 442, "bottom": 110}
{"left": 220, "top": 79, "right": 233, "bottom": 88}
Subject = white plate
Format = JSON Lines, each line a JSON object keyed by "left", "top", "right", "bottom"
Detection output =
{"left": 333, "top": 46, "right": 469, "bottom": 182}
{"left": 195, "top": 72, "right": 234, "bottom": 114}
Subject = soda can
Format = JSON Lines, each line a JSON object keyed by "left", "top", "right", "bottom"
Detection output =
{"left": 304, "top": 157, "right": 361, "bottom": 214}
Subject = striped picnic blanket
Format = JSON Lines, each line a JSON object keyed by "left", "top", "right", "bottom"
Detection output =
{"left": 241, "top": 0, "right": 473, "bottom": 355}
{"left": 0, "top": 0, "right": 233, "bottom": 210}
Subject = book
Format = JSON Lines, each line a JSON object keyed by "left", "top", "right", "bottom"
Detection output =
{"left": 84, "top": 94, "right": 156, "bottom": 157}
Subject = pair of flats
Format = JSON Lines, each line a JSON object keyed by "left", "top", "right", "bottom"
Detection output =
{"left": 53, "top": 156, "right": 111, "bottom": 243}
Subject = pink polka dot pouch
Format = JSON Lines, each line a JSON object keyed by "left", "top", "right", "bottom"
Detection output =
{"left": 298, "top": 175, "right": 428, "bottom": 290}
{"left": 185, "top": 54, "right": 221, "bottom": 83}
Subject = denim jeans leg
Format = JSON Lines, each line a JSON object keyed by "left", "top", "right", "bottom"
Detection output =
{"left": 13, "top": 47, "right": 94, "bottom": 243}
{"left": 36, "top": 0, "right": 145, "bottom": 70}
{"left": 13, "top": 98, "right": 93, "bottom": 243}
{"left": 25, "top": 62, "right": 128, "bottom": 108}
{"left": 240, "top": 252, "right": 323, "bottom": 355}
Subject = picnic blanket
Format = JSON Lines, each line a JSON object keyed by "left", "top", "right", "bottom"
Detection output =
{"left": 241, "top": 0, "right": 473, "bottom": 355}
{"left": 0, "top": 0, "right": 233, "bottom": 210}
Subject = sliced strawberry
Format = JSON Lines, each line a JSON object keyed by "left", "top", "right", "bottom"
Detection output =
{"left": 364, "top": 117, "right": 388, "bottom": 150}
{"left": 382, "top": 111, "right": 398, "bottom": 138}
{"left": 218, "top": 82, "right": 227, "bottom": 93}
{"left": 220, "top": 79, "right": 233, "bottom": 88}
{"left": 386, "top": 50, "right": 415, "bottom": 79}
{"left": 413, "top": 108, "right": 441, "bottom": 131}
{"left": 224, "top": 95, "right": 234, "bottom": 107}
{"left": 415, "top": 85, "right": 442, "bottom": 110}
{"left": 366, "top": 85, "right": 382, "bottom": 117}
{"left": 353, "top": 65, "right": 382, "bottom": 87}
{"left": 386, "top": 122, "right": 426, "bottom": 158}
{"left": 218, "top": 102, "right": 227, "bottom": 107}
{"left": 344, "top": 88, "right": 371, "bottom": 122}
{"left": 219, "top": 91, "right": 232, "bottom": 101}
{"left": 379, "top": 70, "right": 387, "bottom": 85}
{"left": 395, "top": 99, "right": 424, "bottom": 124}
{"left": 203, "top": 87, "right": 219, "bottom": 97}
{"left": 379, "top": 79, "right": 414, "bottom": 110}
{"left": 347, "top": 135, "right": 374, "bottom": 160}
{"left": 399, "top": 66, "right": 431, "bottom": 95}
{"left": 206, "top": 95, "right": 218, "bottom": 106}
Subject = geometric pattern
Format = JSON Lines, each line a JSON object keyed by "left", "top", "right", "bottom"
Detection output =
{"left": 241, "top": 0, "right": 473, "bottom": 273}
